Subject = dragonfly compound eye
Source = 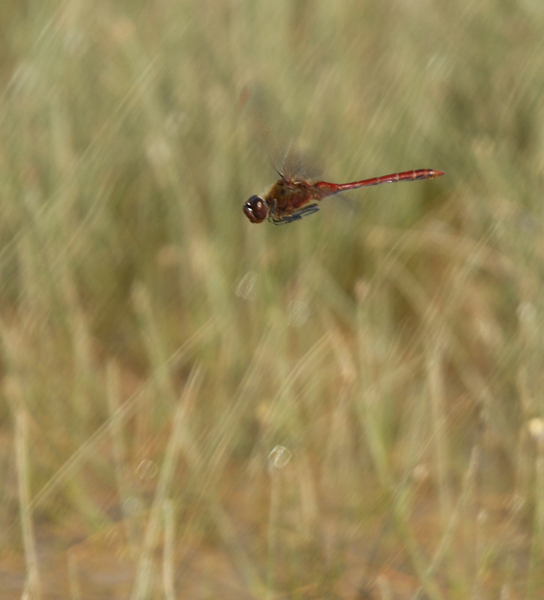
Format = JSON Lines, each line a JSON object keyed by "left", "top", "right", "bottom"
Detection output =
{"left": 243, "top": 195, "right": 268, "bottom": 223}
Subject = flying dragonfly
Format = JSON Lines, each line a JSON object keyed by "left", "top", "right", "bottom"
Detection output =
{"left": 243, "top": 168, "right": 445, "bottom": 225}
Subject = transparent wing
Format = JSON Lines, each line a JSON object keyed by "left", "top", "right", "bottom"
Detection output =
{"left": 239, "top": 82, "right": 322, "bottom": 181}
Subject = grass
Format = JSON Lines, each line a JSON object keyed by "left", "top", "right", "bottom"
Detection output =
{"left": 1, "top": 0, "right": 544, "bottom": 598}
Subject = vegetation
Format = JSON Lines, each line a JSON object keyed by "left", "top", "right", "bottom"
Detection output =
{"left": 1, "top": 0, "right": 544, "bottom": 598}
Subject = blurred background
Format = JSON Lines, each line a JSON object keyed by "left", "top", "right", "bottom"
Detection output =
{"left": 1, "top": 0, "right": 544, "bottom": 598}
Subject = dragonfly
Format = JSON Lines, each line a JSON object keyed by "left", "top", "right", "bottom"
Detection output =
{"left": 243, "top": 168, "right": 445, "bottom": 225}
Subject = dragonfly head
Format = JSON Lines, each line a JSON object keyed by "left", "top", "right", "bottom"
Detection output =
{"left": 243, "top": 195, "right": 268, "bottom": 223}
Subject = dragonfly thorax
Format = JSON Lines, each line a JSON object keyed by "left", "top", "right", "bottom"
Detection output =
{"left": 243, "top": 195, "right": 269, "bottom": 223}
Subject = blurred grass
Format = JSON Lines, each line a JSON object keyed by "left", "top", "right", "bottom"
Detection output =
{"left": 1, "top": 0, "right": 544, "bottom": 598}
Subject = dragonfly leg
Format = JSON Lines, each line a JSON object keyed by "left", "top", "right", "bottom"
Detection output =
{"left": 272, "top": 203, "right": 320, "bottom": 225}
